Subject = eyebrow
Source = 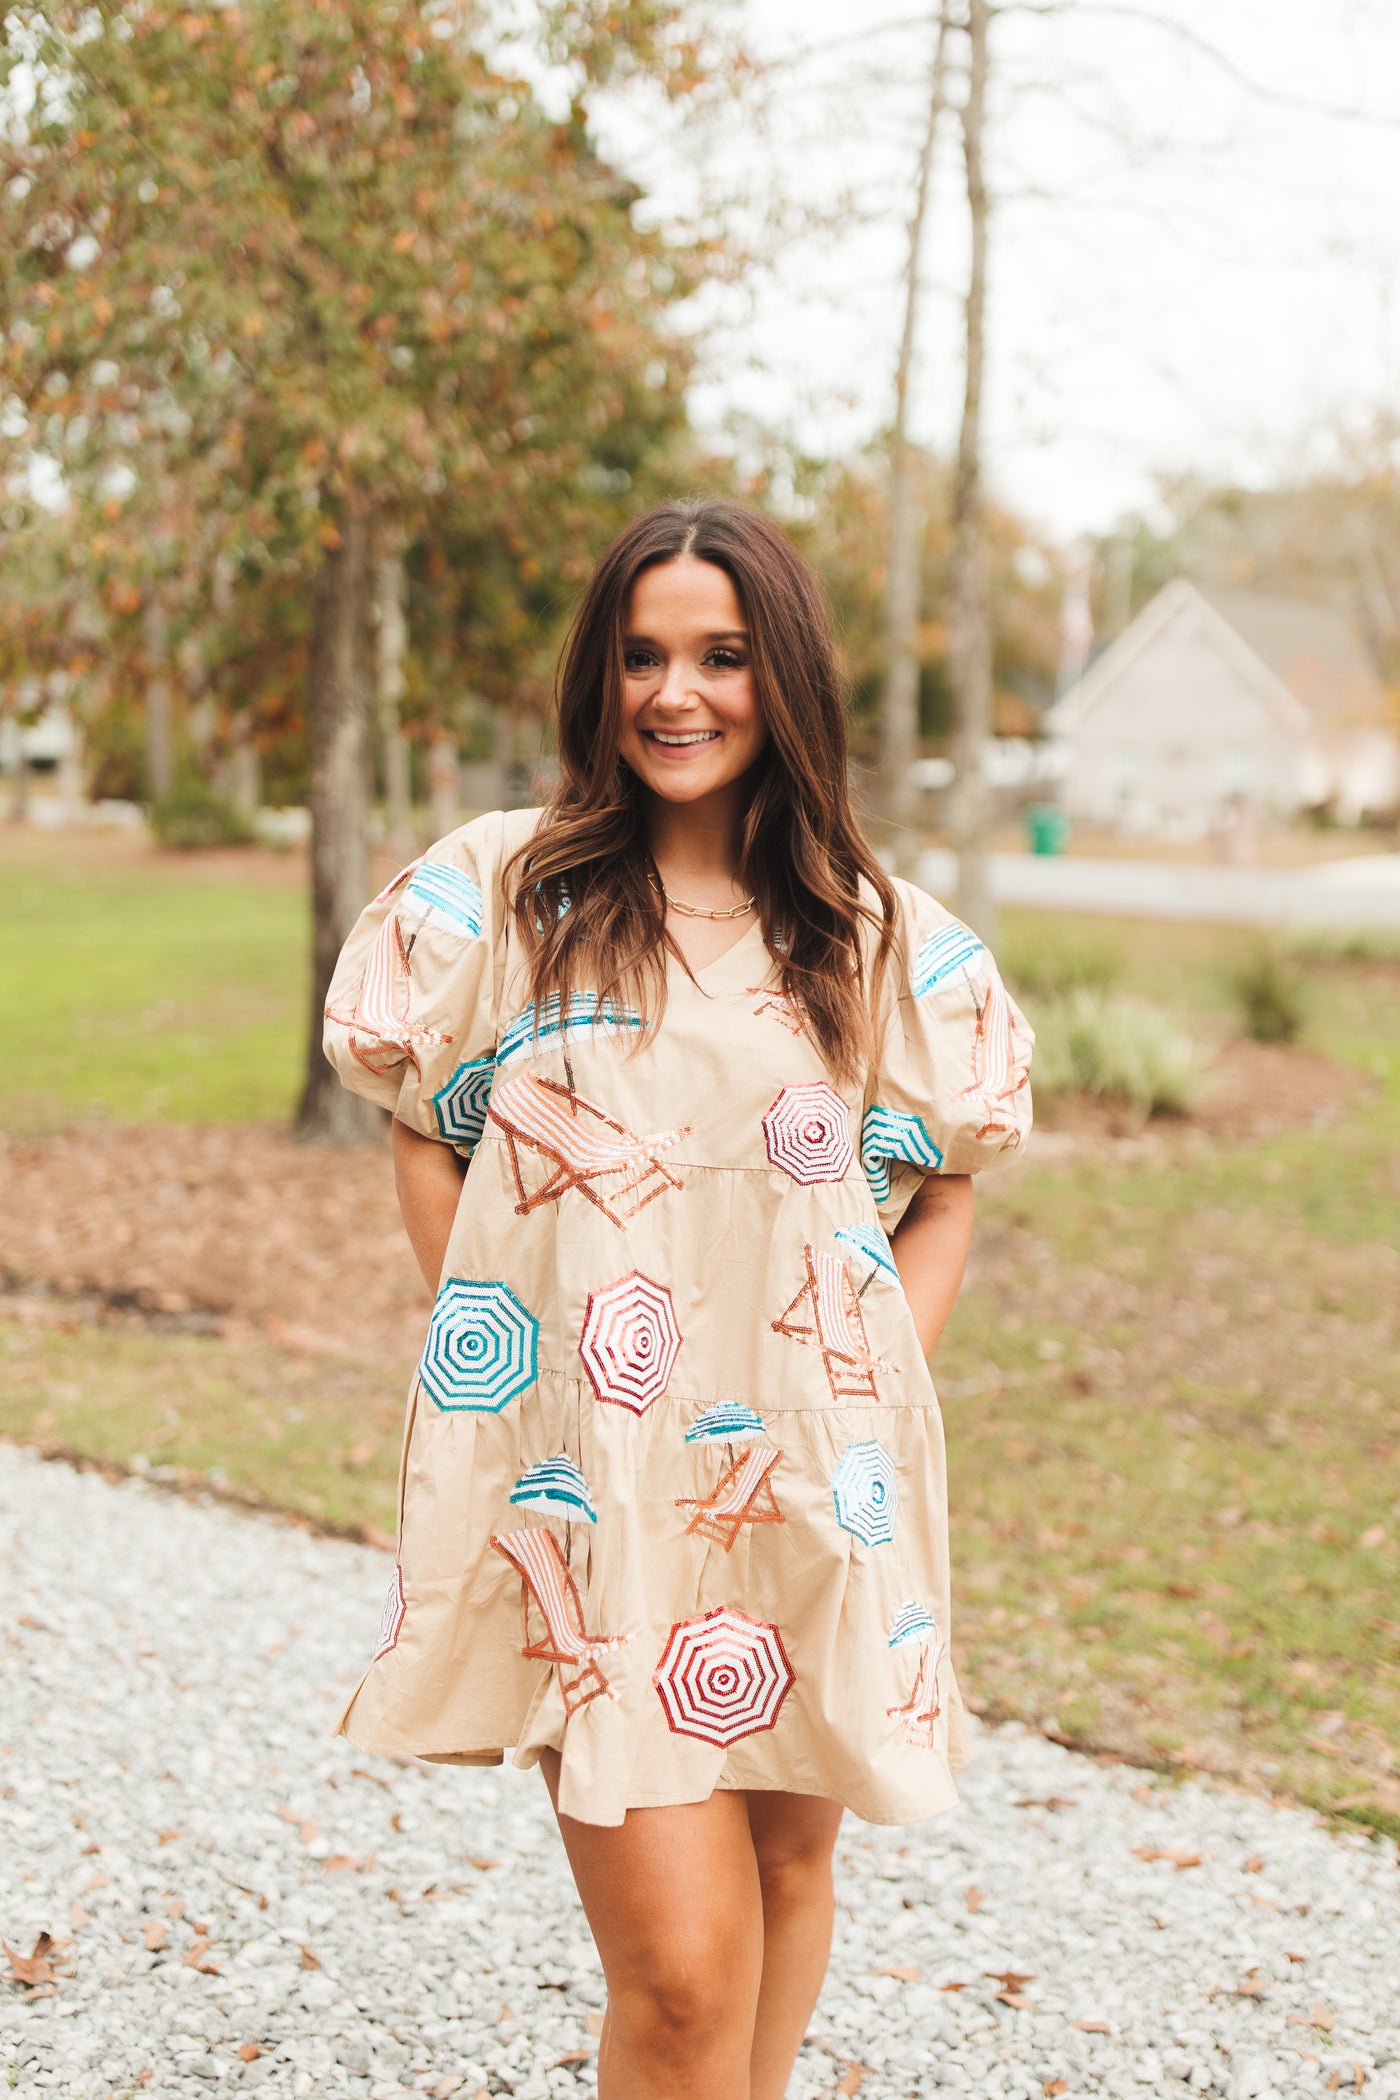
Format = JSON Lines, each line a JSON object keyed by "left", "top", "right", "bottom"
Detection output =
{"left": 623, "top": 629, "right": 749, "bottom": 645}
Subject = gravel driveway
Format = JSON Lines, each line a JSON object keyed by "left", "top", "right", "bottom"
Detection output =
{"left": 2, "top": 1444, "right": 1396, "bottom": 2100}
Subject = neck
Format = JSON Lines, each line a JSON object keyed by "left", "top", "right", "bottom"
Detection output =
{"left": 642, "top": 780, "right": 750, "bottom": 889}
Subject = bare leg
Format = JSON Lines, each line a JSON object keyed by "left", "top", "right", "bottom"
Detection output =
{"left": 746, "top": 1792, "right": 844, "bottom": 2100}
{"left": 539, "top": 1750, "right": 765, "bottom": 2100}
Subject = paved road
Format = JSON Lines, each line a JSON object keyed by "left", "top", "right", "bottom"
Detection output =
{"left": 917, "top": 850, "right": 1400, "bottom": 928}
{"left": 2, "top": 1445, "right": 1397, "bottom": 2100}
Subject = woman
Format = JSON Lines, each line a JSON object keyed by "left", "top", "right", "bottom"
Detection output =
{"left": 323, "top": 498, "right": 1033, "bottom": 2100}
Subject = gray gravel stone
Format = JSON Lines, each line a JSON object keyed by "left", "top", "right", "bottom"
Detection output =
{"left": 2, "top": 1443, "right": 1397, "bottom": 2098}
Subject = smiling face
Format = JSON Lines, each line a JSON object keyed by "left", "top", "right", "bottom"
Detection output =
{"left": 617, "top": 557, "right": 768, "bottom": 808}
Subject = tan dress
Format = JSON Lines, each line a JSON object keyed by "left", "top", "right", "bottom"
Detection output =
{"left": 324, "top": 807, "right": 1033, "bottom": 1828}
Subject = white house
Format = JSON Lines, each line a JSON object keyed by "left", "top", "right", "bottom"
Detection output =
{"left": 1048, "top": 579, "right": 1400, "bottom": 833}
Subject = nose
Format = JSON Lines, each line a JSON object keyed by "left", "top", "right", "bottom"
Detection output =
{"left": 652, "top": 654, "right": 701, "bottom": 714}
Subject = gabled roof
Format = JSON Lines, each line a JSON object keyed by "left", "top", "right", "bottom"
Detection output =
{"left": 1046, "top": 578, "right": 1309, "bottom": 739}
{"left": 1199, "top": 587, "right": 1391, "bottom": 731}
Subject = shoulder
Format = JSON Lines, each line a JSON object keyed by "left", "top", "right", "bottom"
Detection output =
{"left": 885, "top": 876, "right": 990, "bottom": 1001}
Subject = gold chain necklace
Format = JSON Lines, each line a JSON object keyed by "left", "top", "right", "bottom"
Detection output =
{"left": 650, "top": 873, "right": 756, "bottom": 921}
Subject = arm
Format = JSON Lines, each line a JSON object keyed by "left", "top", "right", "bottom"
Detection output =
{"left": 889, "top": 1173, "right": 975, "bottom": 1358}
{"left": 392, "top": 1119, "right": 468, "bottom": 1293}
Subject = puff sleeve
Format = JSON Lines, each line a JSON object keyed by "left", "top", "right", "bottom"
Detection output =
{"left": 322, "top": 811, "right": 512, "bottom": 1155}
{"left": 862, "top": 880, "right": 1034, "bottom": 1232}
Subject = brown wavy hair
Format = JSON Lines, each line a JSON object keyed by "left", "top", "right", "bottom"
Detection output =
{"left": 503, "top": 497, "right": 897, "bottom": 1084}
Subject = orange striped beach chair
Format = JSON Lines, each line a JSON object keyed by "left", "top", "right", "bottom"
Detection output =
{"left": 487, "top": 1073, "right": 689, "bottom": 1228}
{"left": 772, "top": 1245, "right": 899, "bottom": 1405}
{"left": 489, "top": 1527, "right": 633, "bottom": 1718}
{"left": 954, "top": 968, "right": 1032, "bottom": 1142}
{"left": 324, "top": 912, "right": 451, "bottom": 1079}
{"left": 676, "top": 1446, "right": 785, "bottom": 1551}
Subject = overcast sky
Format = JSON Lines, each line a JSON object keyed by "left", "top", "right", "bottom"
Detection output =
{"left": 605, "top": 0, "right": 1400, "bottom": 543}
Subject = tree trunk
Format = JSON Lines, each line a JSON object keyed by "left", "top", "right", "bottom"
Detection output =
{"left": 427, "top": 726, "right": 460, "bottom": 841}
{"left": 143, "top": 594, "right": 175, "bottom": 801}
{"left": 375, "top": 532, "right": 417, "bottom": 862}
{"left": 298, "top": 509, "right": 379, "bottom": 1143}
{"left": 229, "top": 713, "right": 261, "bottom": 816}
{"left": 948, "top": 0, "right": 996, "bottom": 942}
{"left": 882, "top": 3, "right": 953, "bottom": 877}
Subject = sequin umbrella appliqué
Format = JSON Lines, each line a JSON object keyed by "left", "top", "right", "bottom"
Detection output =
{"left": 684, "top": 1403, "right": 767, "bottom": 1445}
{"left": 830, "top": 1439, "right": 900, "bottom": 1546}
{"left": 509, "top": 1456, "right": 598, "bottom": 1524}
{"left": 579, "top": 1270, "right": 682, "bottom": 1414}
{"left": 418, "top": 1279, "right": 539, "bottom": 1413}
{"left": 653, "top": 1606, "right": 795, "bottom": 1748}
{"left": 488, "top": 1074, "right": 690, "bottom": 1229}
{"left": 761, "top": 1082, "right": 854, "bottom": 1184}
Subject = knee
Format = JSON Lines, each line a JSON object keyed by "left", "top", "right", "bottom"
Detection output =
{"left": 610, "top": 1932, "right": 751, "bottom": 2047}
{"left": 754, "top": 1832, "right": 835, "bottom": 1916}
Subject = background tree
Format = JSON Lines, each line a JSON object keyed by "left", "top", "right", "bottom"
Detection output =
{"left": 1, "top": 0, "right": 720, "bottom": 1137}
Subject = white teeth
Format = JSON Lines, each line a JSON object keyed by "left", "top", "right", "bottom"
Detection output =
{"left": 651, "top": 731, "right": 719, "bottom": 745}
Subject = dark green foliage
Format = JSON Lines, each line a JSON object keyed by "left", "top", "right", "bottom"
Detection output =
{"left": 149, "top": 779, "right": 255, "bottom": 851}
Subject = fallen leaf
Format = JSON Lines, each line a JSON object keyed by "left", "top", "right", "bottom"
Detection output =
{"left": 182, "top": 1938, "right": 219, "bottom": 1975}
{"left": 350, "top": 1766, "right": 391, "bottom": 1790}
{"left": 1132, "top": 1846, "right": 1202, "bottom": 1870}
{"left": 998, "top": 1991, "right": 1036, "bottom": 2009}
{"left": 586, "top": 2010, "right": 605, "bottom": 2035}
{"left": 164, "top": 1899, "right": 185, "bottom": 1918}
{"left": 838, "top": 2068, "right": 870, "bottom": 2097}
{"left": 69, "top": 1904, "right": 88, "bottom": 1932}
{"left": 1014, "top": 1796, "right": 1075, "bottom": 1811}
{"left": 237, "top": 2045, "right": 261, "bottom": 2063}
{"left": 1044, "top": 2083, "right": 1068, "bottom": 2097}
{"left": 1071, "top": 2020, "right": 1112, "bottom": 2033}
{"left": 553, "top": 2052, "right": 592, "bottom": 2068}
{"left": 1285, "top": 1950, "right": 1308, "bottom": 1963}
{"left": 142, "top": 1921, "right": 167, "bottom": 1952}
{"left": 299, "top": 1946, "right": 320, "bottom": 1970}
{"left": 467, "top": 1856, "right": 501, "bottom": 1871}
{"left": 965, "top": 1886, "right": 984, "bottom": 1913}
{"left": 499, "top": 2002, "right": 514, "bottom": 2022}
{"left": 987, "top": 1970, "right": 1036, "bottom": 1993}
{"left": 872, "top": 1964, "right": 921, "bottom": 1983}
{"left": 3, "top": 1933, "right": 73, "bottom": 1991}
{"left": 1236, "top": 1971, "right": 1269, "bottom": 1998}
{"left": 1311, "top": 2004, "right": 1335, "bottom": 2031}
{"left": 939, "top": 1980, "right": 969, "bottom": 1992}
{"left": 433, "top": 2079, "right": 462, "bottom": 2100}
{"left": 1242, "top": 1854, "right": 1265, "bottom": 1874}
{"left": 322, "top": 1855, "right": 362, "bottom": 1873}
{"left": 156, "top": 1830, "right": 180, "bottom": 1846}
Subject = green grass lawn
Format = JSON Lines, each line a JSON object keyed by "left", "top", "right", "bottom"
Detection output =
{"left": 0, "top": 846, "right": 308, "bottom": 1129}
{"left": 2, "top": 836, "right": 1397, "bottom": 1834}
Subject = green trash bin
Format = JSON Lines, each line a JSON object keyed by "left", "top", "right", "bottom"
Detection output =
{"left": 1025, "top": 803, "right": 1069, "bottom": 856}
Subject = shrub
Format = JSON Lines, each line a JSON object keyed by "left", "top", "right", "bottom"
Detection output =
{"left": 1031, "top": 989, "right": 1202, "bottom": 1117}
{"left": 148, "top": 778, "right": 255, "bottom": 850}
{"left": 1001, "top": 931, "right": 1123, "bottom": 1001}
{"left": 1228, "top": 944, "right": 1306, "bottom": 1045}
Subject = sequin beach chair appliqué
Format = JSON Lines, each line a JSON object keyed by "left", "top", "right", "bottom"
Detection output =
{"left": 747, "top": 983, "right": 810, "bottom": 1036}
{"left": 772, "top": 1244, "right": 899, "bottom": 1404}
{"left": 676, "top": 1445, "right": 785, "bottom": 1551}
{"left": 489, "top": 1527, "right": 633, "bottom": 1718}
{"left": 488, "top": 1072, "right": 690, "bottom": 1228}
{"left": 324, "top": 910, "right": 451, "bottom": 1079}
{"left": 887, "top": 1611, "right": 948, "bottom": 1750}
{"left": 954, "top": 966, "right": 1032, "bottom": 1143}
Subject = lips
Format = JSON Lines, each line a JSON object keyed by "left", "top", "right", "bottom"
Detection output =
{"left": 643, "top": 729, "right": 721, "bottom": 748}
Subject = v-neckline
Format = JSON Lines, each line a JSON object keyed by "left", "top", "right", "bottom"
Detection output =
{"left": 678, "top": 916, "right": 767, "bottom": 984}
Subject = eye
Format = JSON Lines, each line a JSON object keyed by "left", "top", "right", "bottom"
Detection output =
{"left": 623, "top": 647, "right": 658, "bottom": 673}
{"left": 705, "top": 647, "right": 747, "bottom": 670}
